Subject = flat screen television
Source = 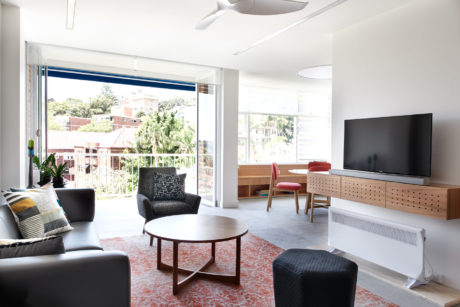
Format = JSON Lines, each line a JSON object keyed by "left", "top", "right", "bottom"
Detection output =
{"left": 344, "top": 113, "right": 432, "bottom": 177}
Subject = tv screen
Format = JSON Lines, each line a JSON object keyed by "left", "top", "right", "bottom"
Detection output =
{"left": 344, "top": 113, "right": 432, "bottom": 177}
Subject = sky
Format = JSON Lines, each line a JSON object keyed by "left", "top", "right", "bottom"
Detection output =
{"left": 47, "top": 77, "right": 196, "bottom": 103}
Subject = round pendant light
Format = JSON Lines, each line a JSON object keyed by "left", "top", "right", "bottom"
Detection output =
{"left": 298, "top": 65, "right": 332, "bottom": 80}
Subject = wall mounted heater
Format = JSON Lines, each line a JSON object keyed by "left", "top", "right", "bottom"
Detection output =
{"left": 329, "top": 207, "right": 428, "bottom": 288}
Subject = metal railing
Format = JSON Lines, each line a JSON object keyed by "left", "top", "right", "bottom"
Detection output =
{"left": 53, "top": 152, "right": 197, "bottom": 198}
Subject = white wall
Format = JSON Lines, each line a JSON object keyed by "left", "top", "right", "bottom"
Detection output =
{"left": 220, "top": 69, "right": 239, "bottom": 208}
{"left": 1, "top": 5, "right": 25, "bottom": 190}
{"left": 0, "top": 4, "right": 2, "bottom": 189}
{"left": 332, "top": 0, "right": 460, "bottom": 289}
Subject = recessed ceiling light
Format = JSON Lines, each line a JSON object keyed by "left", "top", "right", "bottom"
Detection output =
{"left": 66, "top": 0, "right": 76, "bottom": 30}
{"left": 298, "top": 65, "right": 332, "bottom": 79}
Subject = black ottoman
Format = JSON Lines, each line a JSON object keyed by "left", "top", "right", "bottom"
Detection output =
{"left": 273, "top": 249, "right": 358, "bottom": 307}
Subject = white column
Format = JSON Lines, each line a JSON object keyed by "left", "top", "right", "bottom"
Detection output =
{"left": 219, "top": 69, "right": 239, "bottom": 208}
{"left": 0, "top": 4, "right": 3, "bottom": 190}
{"left": 1, "top": 4, "right": 25, "bottom": 189}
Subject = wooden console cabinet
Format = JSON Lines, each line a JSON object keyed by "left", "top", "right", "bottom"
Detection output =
{"left": 307, "top": 173, "right": 460, "bottom": 220}
{"left": 238, "top": 164, "right": 308, "bottom": 199}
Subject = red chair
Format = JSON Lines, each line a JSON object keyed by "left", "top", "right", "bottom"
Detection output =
{"left": 267, "top": 162, "right": 302, "bottom": 213}
{"left": 305, "top": 161, "right": 331, "bottom": 222}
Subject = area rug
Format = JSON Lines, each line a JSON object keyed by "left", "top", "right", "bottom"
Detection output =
{"left": 101, "top": 233, "right": 398, "bottom": 307}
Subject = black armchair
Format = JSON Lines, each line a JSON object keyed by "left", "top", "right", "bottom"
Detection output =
{"left": 137, "top": 167, "right": 201, "bottom": 243}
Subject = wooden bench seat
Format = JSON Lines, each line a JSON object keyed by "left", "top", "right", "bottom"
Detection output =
{"left": 238, "top": 164, "right": 308, "bottom": 199}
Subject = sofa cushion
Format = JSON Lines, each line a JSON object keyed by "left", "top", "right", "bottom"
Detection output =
{"left": 151, "top": 200, "right": 191, "bottom": 216}
{"left": 0, "top": 236, "right": 65, "bottom": 259}
{"left": 61, "top": 222, "right": 102, "bottom": 252}
{"left": 2, "top": 186, "right": 73, "bottom": 238}
{"left": 153, "top": 172, "right": 186, "bottom": 201}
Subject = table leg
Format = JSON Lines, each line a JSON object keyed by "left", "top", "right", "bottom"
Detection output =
{"left": 173, "top": 242, "right": 179, "bottom": 295}
{"left": 157, "top": 238, "right": 162, "bottom": 270}
{"left": 211, "top": 242, "right": 216, "bottom": 262}
{"left": 236, "top": 237, "right": 241, "bottom": 285}
{"left": 305, "top": 192, "right": 311, "bottom": 215}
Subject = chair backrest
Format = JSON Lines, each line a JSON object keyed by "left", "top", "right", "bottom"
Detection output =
{"left": 308, "top": 161, "right": 331, "bottom": 172}
{"left": 138, "top": 167, "right": 177, "bottom": 200}
{"left": 271, "top": 162, "right": 280, "bottom": 181}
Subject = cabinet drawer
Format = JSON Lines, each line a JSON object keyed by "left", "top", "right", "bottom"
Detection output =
{"left": 307, "top": 173, "right": 341, "bottom": 197}
{"left": 341, "top": 177, "right": 385, "bottom": 207}
{"left": 386, "top": 183, "right": 448, "bottom": 219}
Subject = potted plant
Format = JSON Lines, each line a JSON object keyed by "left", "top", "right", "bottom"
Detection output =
{"left": 50, "top": 157, "right": 69, "bottom": 188}
{"left": 32, "top": 154, "right": 55, "bottom": 186}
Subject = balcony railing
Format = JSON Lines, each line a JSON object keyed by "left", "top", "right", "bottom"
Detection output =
{"left": 53, "top": 152, "right": 197, "bottom": 198}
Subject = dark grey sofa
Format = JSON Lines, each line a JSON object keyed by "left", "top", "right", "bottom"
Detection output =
{"left": 0, "top": 188, "right": 131, "bottom": 307}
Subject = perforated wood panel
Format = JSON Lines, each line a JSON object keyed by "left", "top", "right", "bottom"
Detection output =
{"left": 386, "top": 183, "right": 448, "bottom": 219}
{"left": 305, "top": 173, "right": 460, "bottom": 220}
{"left": 307, "top": 173, "right": 341, "bottom": 197}
{"left": 341, "top": 177, "right": 386, "bottom": 207}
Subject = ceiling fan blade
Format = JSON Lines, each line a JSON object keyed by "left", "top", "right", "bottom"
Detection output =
{"left": 234, "top": 0, "right": 346, "bottom": 55}
{"left": 66, "top": 0, "right": 76, "bottom": 30}
{"left": 196, "top": 9, "right": 226, "bottom": 30}
{"left": 236, "top": 0, "right": 308, "bottom": 15}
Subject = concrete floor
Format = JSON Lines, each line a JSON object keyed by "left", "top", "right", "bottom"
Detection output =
{"left": 94, "top": 196, "right": 437, "bottom": 307}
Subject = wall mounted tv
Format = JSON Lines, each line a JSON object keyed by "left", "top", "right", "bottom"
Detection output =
{"left": 344, "top": 113, "right": 432, "bottom": 177}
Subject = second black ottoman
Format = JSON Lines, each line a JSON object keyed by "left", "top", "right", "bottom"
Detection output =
{"left": 273, "top": 249, "right": 358, "bottom": 307}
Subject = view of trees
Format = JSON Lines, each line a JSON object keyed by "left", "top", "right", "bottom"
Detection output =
{"left": 78, "top": 120, "right": 114, "bottom": 133}
{"left": 136, "top": 112, "right": 195, "bottom": 154}
{"left": 48, "top": 85, "right": 119, "bottom": 131}
{"left": 47, "top": 80, "right": 198, "bottom": 197}
{"left": 158, "top": 97, "right": 187, "bottom": 112}
{"left": 117, "top": 111, "right": 196, "bottom": 193}
{"left": 48, "top": 85, "right": 118, "bottom": 119}
{"left": 242, "top": 114, "right": 296, "bottom": 163}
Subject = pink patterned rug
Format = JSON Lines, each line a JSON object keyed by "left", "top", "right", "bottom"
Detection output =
{"left": 101, "top": 233, "right": 398, "bottom": 307}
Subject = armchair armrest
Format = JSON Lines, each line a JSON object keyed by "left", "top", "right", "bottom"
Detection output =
{"left": 137, "top": 193, "right": 154, "bottom": 221}
{"left": 55, "top": 188, "right": 95, "bottom": 222}
{"left": 0, "top": 250, "right": 130, "bottom": 307}
{"left": 184, "top": 193, "right": 202, "bottom": 214}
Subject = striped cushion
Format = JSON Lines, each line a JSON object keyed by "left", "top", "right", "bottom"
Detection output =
{"left": 2, "top": 185, "right": 73, "bottom": 239}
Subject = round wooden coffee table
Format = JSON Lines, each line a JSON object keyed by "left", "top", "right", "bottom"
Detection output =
{"left": 144, "top": 214, "right": 248, "bottom": 295}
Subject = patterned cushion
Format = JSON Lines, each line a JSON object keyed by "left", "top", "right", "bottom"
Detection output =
{"left": 153, "top": 172, "right": 186, "bottom": 201}
{"left": 0, "top": 236, "right": 65, "bottom": 259}
{"left": 2, "top": 185, "right": 73, "bottom": 239}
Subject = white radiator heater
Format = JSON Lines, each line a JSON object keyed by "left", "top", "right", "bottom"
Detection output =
{"left": 328, "top": 207, "right": 428, "bottom": 288}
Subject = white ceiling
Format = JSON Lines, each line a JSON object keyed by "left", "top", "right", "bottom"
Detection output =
{"left": 5, "top": 0, "right": 412, "bottom": 77}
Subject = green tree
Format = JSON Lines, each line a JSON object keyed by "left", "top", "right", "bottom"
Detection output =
{"left": 78, "top": 120, "right": 113, "bottom": 132}
{"left": 119, "top": 111, "right": 196, "bottom": 194}
{"left": 48, "top": 115, "right": 65, "bottom": 130}
{"left": 48, "top": 100, "right": 71, "bottom": 116}
{"left": 135, "top": 110, "right": 146, "bottom": 118}
{"left": 158, "top": 97, "right": 186, "bottom": 112}
{"left": 135, "top": 111, "right": 195, "bottom": 154}
{"left": 89, "top": 84, "right": 118, "bottom": 115}
{"left": 269, "top": 115, "right": 294, "bottom": 143}
{"left": 70, "top": 103, "right": 92, "bottom": 118}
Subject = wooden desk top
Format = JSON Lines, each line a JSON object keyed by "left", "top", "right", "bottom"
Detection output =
{"left": 288, "top": 169, "right": 308, "bottom": 175}
{"left": 144, "top": 214, "right": 248, "bottom": 243}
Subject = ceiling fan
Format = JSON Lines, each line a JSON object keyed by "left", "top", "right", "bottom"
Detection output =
{"left": 196, "top": 0, "right": 309, "bottom": 30}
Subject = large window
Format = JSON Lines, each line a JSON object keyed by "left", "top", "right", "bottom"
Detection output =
{"left": 238, "top": 86, "right": 331, "bottom": 163}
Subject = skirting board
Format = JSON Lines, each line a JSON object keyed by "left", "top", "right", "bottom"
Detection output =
{"left": 309, "top": 244, "right": 460, "bottom": 307}
{"left": 219, "top": 201, "right": 239, "bottom": 208}
{"left": 329, "top": 169, "right": 430, "bottom": 186}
